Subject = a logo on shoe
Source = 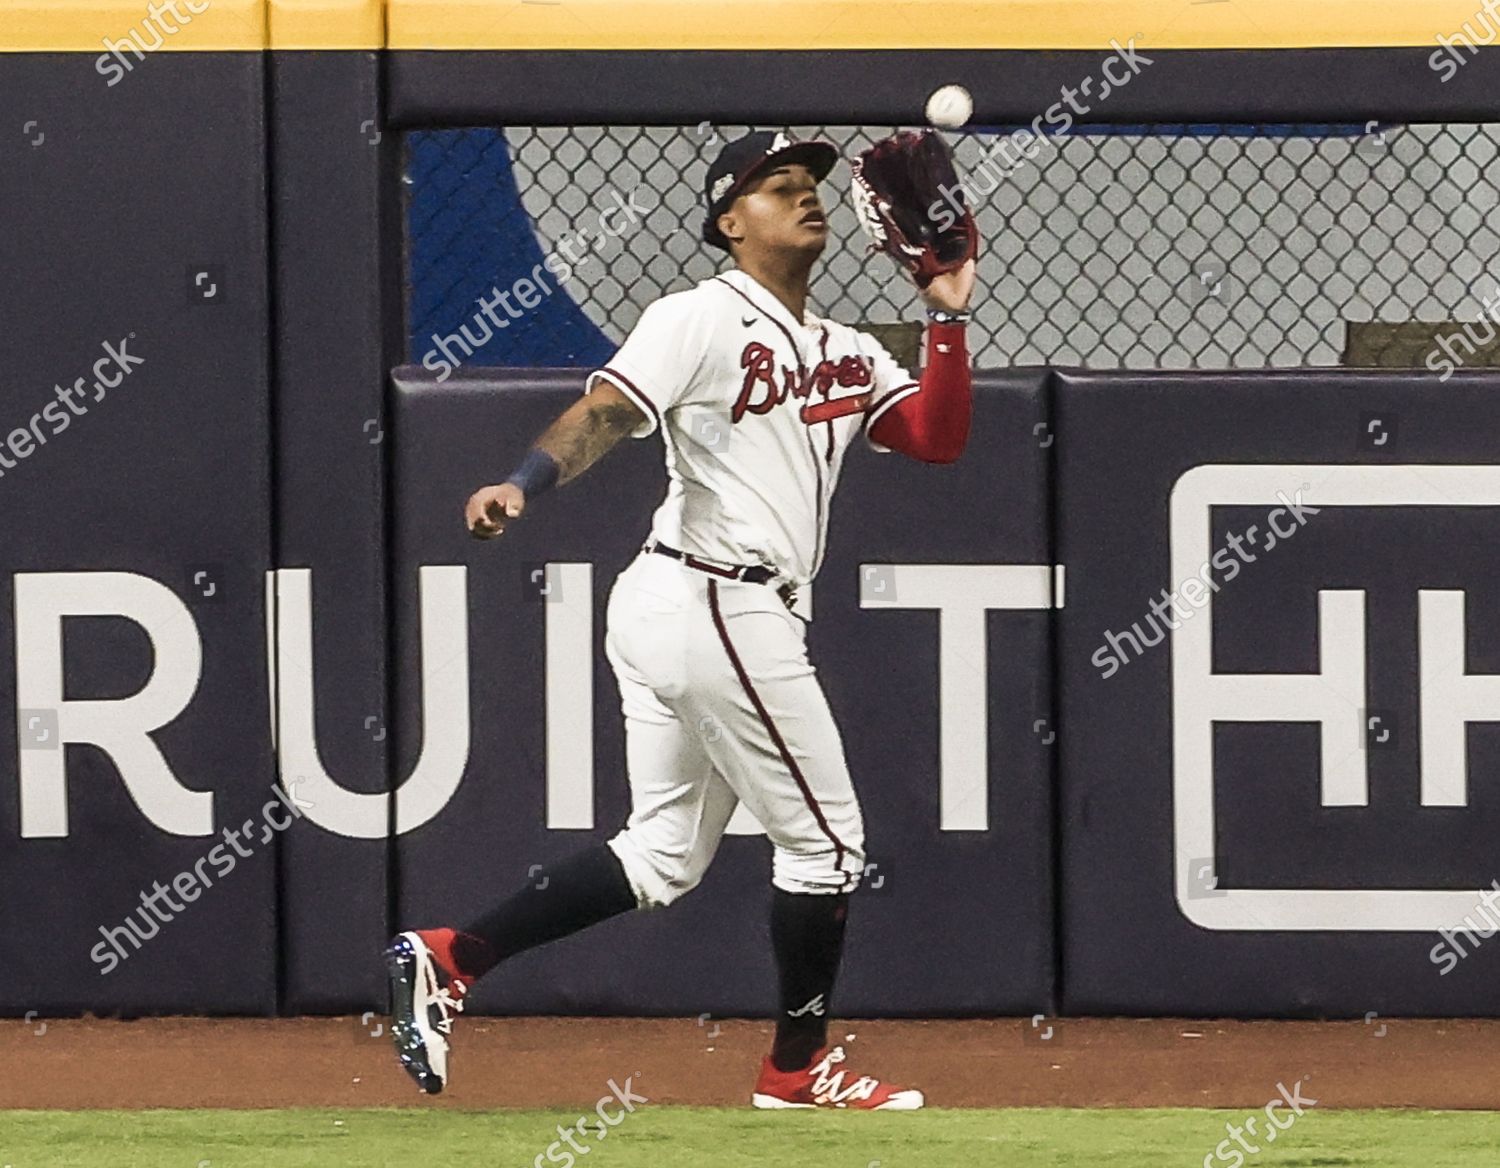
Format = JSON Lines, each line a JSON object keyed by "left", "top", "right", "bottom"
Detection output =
{"left": 809, "top": 1046, "right": 881, "bottom": 1106}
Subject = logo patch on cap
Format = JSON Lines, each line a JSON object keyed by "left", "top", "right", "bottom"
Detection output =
{"left": 712, "top": 174, "right": 735, "bottom": 202}
{"left": 770, "top": 131, "right": 792, "bottom": 152}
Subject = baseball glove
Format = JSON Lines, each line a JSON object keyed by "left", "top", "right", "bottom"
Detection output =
{"left": 850, "top": 129, "right": 979, "bottom": 288}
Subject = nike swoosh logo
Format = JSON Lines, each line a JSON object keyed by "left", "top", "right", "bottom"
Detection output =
{"left": 741, "top": 317, "right": 758, "bottom": 327}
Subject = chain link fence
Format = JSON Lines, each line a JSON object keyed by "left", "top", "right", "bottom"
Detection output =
{"left": 406, "top": 123, "right": 1500, "bottom": 371}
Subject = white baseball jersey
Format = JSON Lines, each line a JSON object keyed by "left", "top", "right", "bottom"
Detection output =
{"left": 585, "top": 269, "right": 917, "bottom": 587}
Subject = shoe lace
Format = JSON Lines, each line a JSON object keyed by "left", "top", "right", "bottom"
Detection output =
{"left": 808, "top": 1045, "right": 880, "bottom": 1104}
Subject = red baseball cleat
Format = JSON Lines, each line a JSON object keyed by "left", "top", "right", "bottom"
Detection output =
{"left": 752, "top": 1045, "right": 925, "bottom": 1110}
{"left": 385, "top": 931, "right": 469, "bottom": 1094}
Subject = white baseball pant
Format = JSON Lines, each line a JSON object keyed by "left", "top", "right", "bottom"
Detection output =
{"left": 604, "top": 551, "right": 866, "bottom": 908}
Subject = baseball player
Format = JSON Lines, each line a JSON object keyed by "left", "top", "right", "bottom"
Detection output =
{"left": 388, "top": 129, "right": 976, "bottom": 1109}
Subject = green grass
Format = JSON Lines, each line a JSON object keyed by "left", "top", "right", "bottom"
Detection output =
{"left": 1, "top": 1107, "right": 1498, "bottom": 1167}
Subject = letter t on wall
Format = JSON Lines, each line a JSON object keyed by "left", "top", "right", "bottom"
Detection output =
{"left": 860, "top": 564, "right": 1055, "bottom": 830}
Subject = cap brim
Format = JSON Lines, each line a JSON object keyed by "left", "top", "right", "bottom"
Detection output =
{"left": 748, "top": 139, "right": 839, "bottom": 185}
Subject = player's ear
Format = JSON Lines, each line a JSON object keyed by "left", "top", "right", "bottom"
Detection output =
{"left": 717, "top": 207, "right": 744, "bottom": 249}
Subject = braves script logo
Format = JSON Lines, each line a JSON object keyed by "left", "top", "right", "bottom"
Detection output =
{"left": 732, "top": 341, "right": 872, "bottom": 425}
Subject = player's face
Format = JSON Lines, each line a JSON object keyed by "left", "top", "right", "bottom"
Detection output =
{"left": 725, "top": 163, "right": 828, "bottom": 256}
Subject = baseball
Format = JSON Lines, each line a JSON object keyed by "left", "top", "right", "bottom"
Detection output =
{"left": 925, "top": 84, "right": 972, "bottom": 129}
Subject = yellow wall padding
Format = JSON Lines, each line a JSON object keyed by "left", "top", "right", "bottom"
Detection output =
{"left": 0, "top": 0, "right": 382, "bottom": 50}
{"left": 268, "top": 0, "right": 381, "bottom": 48}
{"left": 2, "top": 0, "right": 1490, "bottom": 52}
{"left": 385, "top": 0, "right": 1496, "bottom": 52}
{"left": 1, "top": 0, "right": 267, "bottom": 50}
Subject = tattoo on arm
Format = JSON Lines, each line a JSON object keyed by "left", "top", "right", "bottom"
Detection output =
{"left": 537, "top": 393, "right": 643, "bottom": 485}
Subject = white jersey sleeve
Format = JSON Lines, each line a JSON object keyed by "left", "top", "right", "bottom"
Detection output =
{"left": 585, "top": 292, "right": 714, "bottom": 439}
{"left": 856, "top": 330, "right": 921, "bottom": 453}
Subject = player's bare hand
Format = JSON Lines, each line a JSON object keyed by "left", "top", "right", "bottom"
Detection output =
{"left": 918, "top": 258, "right": 977, "bottom": 314}
{"left": 466, "top": 483, "right": 525, "bottom": 539}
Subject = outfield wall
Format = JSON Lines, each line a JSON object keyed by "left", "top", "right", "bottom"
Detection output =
{"left": 6, "top": 1, "right": 1500, "bottom": 1021}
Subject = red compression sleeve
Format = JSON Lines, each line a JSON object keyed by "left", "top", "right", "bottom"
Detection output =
{"left": 865, "top": 321, "right": 972, "bottom": 464}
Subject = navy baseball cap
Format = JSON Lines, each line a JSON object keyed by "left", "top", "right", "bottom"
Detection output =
{"left": 701, "top": 130, "right": 839, "bottom": 251}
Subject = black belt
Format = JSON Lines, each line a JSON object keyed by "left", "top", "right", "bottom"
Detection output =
{"left": 647, "top": 542, "right": 797, "bottom": 608}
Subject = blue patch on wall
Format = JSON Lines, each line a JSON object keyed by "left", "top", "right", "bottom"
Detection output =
{"left": 406, "top": 130, "right": 616, "bottom": 369}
